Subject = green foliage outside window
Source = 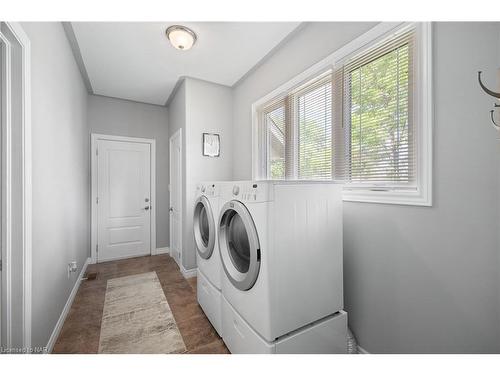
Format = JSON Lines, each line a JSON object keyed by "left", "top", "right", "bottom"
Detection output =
{"left": 263, "top": 41, "right": 410, "bottom": 183}
{"left": 298, "top": 83, "right": 332, "bottom": 180}
{"left": 349, "top": 44, "right": 410, "bottom": 183}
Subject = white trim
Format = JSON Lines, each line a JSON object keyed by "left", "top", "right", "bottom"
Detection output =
{"left": 45, "top": 257, "right": 91, "bottom": 354}
{"left": 18, "top": 21, "right": 33, "bottom": 351}
{"left": 0, "top": 27, "right": 13, "bottom": 350}
{"left": 150, "top": 139, "right": 157, "bottom": 254}
{"left": 152, "top": 247, "right": 170, "bottom": 255}
{"left": 172, "top": 248, "right": 182, "bottom": 269}
{"left": 251, "top": 22, "right": 433, "bottom": 207}
{"left": 181, "top": 265, "right": 197, "bottom": 279}
{"left": 0, "top": 22, "right": 32, "bottom": 351}
{"left": 91, "top": 133, "right": 156, "bottom": 264}
{"left": 357, "top": 345, "right": 370, "bottom": 354}
{"left": 95, "top": 252, "right": 151, "bottom": 263}
{"left": 169, "top": 128, "right": 183, "bottom": 270}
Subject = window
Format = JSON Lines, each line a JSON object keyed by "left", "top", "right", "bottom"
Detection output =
{"left": 263, "top": 100, "right": 287, "bottom": 179}
{"left": 337, "top": 28, "right": 414, "bottom": 186}
{"left": 253, "top": 23, "right": 432, "bottom": 206}
{"left": 297, "top": 76, "right": 332, "bottom": 180}
{"left": 260, "top": 72, "right": 333, "bottom": 181}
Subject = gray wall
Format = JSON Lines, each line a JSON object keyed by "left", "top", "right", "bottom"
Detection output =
{"left": 88, "top": 95, "right": 170, "bottom": 248}
{"left": 231, "top": 22, "right": 500, "bottom": 353}
{"left": 167, "top": 78, "right": 233, "bottom": 270}
{"left": 344, "top": 23, "right": 500, "bottom": 354}
{"left": 21, "top": 22, "right": 90, "bottom": 349}
{"left": 184, "top": 78, "right": 232, "bottom": 269}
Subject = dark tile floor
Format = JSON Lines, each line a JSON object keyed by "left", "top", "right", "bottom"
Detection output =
{"left": 52, "top": 254, "right": 229, "bottom": 354}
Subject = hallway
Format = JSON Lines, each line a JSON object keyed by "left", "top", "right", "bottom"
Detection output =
{"left": 52, "top": 255, "right": 228, "bottom": 354}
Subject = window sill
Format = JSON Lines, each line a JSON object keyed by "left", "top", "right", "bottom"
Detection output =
{"left": 342, "top": 187, "right": 432, "bottom": 207}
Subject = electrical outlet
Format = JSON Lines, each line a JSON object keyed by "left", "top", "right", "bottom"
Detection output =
{"left": 67, "top": 261, "right": 78, "bottom": 278}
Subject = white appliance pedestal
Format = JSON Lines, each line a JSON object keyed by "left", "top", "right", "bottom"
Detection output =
{"left": 222, "top": 296, "right": 347, "bottom": 354}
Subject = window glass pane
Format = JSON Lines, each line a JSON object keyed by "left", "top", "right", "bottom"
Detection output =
{"left": 349, "top": 43, "right": 410, "bottom": 183}
{"left": 266, "top": 105, "right": 286, "bottom": 179}
{"left": 298, "top": 82, "right": 332, "bottom": 179}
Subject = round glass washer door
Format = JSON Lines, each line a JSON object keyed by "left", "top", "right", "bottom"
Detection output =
{"left": 193, "top": 196, "right": 216, "bottom": 259}
{"left": 218, "top": 200, "right": 260, "bottom": 291}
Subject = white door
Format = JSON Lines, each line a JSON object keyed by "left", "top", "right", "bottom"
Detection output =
{"left": 169, "top": 129, "right": 182, "bottom": 266}
{"left": 97, "top": 139, "right": 152, "bottom": 262}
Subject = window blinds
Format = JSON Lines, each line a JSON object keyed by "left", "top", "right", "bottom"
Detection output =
{"left": 259, "top": 26, "right": 416, "bottom": 186}
{"left": 261, "top": 72, "right": 333, "bottom": 180}
{"left": 296, "top": 75, "right": 332, "bottom": 180}
{"left": 335, "top": 28, "right": 416, "bottom": 185}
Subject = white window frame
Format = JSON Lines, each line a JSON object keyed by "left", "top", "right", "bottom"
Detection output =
{"left": 251, "top": 22, "right": 432, "bottom": 206}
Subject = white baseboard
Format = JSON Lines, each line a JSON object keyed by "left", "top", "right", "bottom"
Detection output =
{"left": 152, "top": 247, "right": 169, "bottom": 255}
{"left": 166, "top": 249, "right": 194, "bottom": 278}
{"left": 357, "top": 345, "right": 370, "bottom": 354}
{"left": 181, "top": 265, "right": 197, "bottom": 279}
{"left": 169, "top": 249, "right": 182, "bottom": 268}
{"left": 45, "top": 257, "right": 91, "bottom": 353}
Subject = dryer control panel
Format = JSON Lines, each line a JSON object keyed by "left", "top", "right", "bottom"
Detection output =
{"left": 230, "top": 182, "right": 272, "bottom": 203}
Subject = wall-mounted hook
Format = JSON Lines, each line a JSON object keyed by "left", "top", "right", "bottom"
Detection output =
{"left": 490, "top": 110, "right": 500, "bottom": 130}
{"left": 478, "top": 71, "right": 500, "bottom": 130}
{"left": 478, "top": 71, "right": 500, "bottom": 98}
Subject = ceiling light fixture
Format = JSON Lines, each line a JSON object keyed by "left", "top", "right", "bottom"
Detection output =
{"left": 166, "top": 25, "right": 197, "bottom": 51}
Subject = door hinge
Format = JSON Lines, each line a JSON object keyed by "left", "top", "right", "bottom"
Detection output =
{"left": 96, "top": 197, "right": 99, "bottom": 204}
{"left": 96, "top": 148, "right": 99, "bottom": 156}
{"left": 96, "top": 244, "right": 99, "bottom": 253}
{"left": 0, "top": 259, "right": 2, "bottom": 271}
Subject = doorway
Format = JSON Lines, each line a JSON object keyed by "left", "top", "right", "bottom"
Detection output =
{"left": 91, "top": 134, "right": 156, "bottom": 263}
{"left": 169, "top": 128, "right": 182, "bottom": 268}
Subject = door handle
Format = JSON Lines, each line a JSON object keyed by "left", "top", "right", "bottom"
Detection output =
{"left": 144, "top": 206, "right": 150, "bottom": 210}
{"left": 169, "top": 207, "right": 174, "bottom": 212}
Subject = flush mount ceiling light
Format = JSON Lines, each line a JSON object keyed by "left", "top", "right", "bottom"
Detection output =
{"left": 166, "top": 25, "right": 197, "bottom": 51}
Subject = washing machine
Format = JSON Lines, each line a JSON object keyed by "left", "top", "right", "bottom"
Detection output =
{"left": 193, "top": 182, "right": 223, "bottom": 336}
{"left": 218, "top": 181, "right": 347, "bottom": 353}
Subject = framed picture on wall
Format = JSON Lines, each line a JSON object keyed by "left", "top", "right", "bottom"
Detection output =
{"left": 202, "top": 133, "right": 220, "bottom": 157}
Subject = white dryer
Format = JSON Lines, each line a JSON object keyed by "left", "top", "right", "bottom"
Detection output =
{"left": 193, "top": 182, "right": 223, "bottom": 336}
{"left": 218, "top": 181, "right": 347, "bottom": 353}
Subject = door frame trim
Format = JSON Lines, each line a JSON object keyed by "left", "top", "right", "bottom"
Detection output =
{"left": 168, "top": 128, "right": 182, "bottom": 268}
{"left": 90, "top": 133, "right": 156, "bottom": 264}
{"left": 0, "top": 21, "right": 32, "bottom": 351}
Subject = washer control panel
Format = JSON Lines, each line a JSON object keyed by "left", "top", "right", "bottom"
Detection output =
{"left": 196, "top": 183, "right": 219, "bottom": 197}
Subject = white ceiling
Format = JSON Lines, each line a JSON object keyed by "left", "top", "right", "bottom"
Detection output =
{"left": 71, "top": 22, "right": 300, "bottom": 105}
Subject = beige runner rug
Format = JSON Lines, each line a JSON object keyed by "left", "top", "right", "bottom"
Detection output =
{"left": 98, "top": 271, "right": 186, "bottom": 354}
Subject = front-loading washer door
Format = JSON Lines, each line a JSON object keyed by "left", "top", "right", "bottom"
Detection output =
{"left": 193, "top": 195, "right": 216, "bottom": 259}
{"left": 218, "top": 200, "right": 260, "bottom": 291}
